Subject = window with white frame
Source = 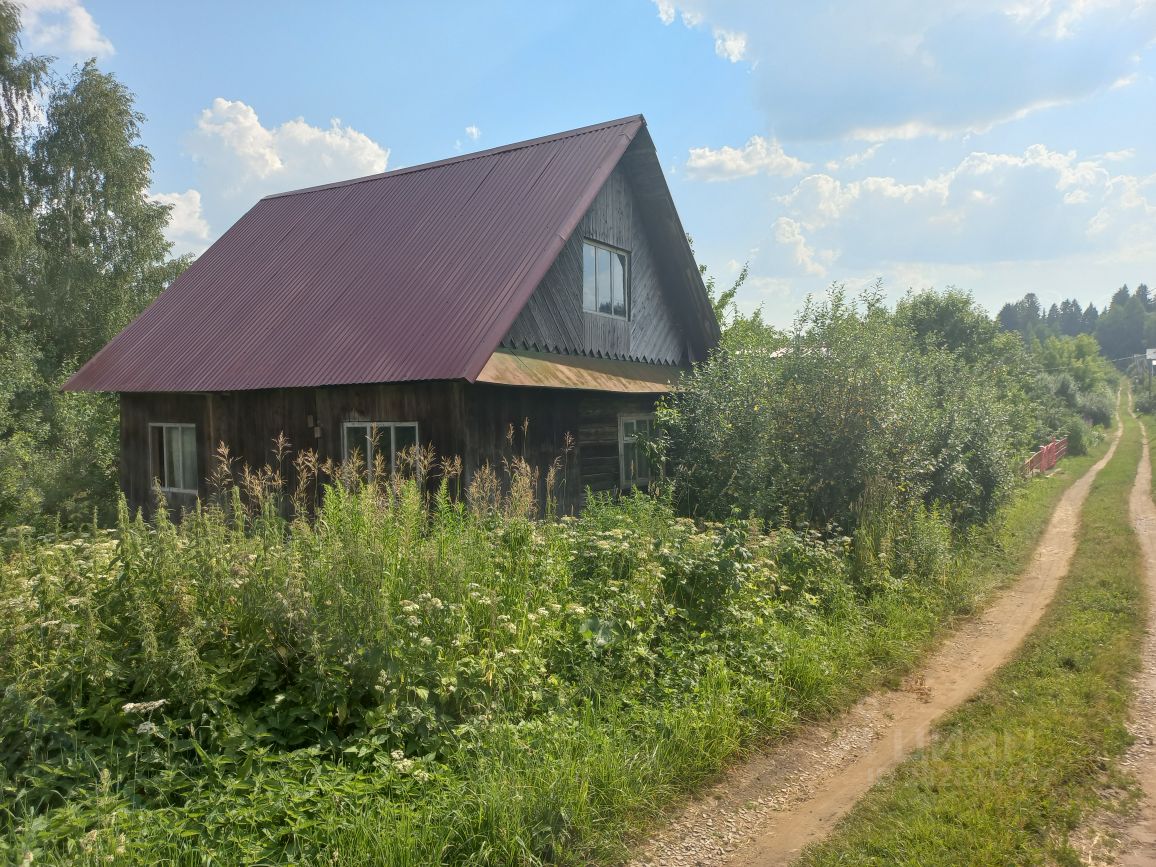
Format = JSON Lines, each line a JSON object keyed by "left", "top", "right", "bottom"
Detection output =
{"left": 149, "top": 423, "right": 198, "bottom": 494}
{"left": 619, "top": 414, "right": 654, "bottom": 488}
{"left": 582, "top": 239, "right": 629, "bottom": 318}
{"left": 342, "top": 421, "right": 419, "bottom": 477}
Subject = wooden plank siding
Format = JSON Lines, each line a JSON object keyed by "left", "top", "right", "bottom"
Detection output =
{"left": 121, "top": 383, "right": 664, "bottom": 518}
{"left": 500, "top": 163, "right": 687, "bottom": 365}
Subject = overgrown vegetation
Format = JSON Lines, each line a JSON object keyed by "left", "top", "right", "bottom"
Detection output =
{"left": 0, "top": 282, "right": 1122, "bottom": 863}
{"left": 799, "top": 404, "right": 1142, "bottom": 866}
{"left": 659, "top": 286, "right": 1114, "bottom": 535}
{"left": 0, "top": 428, "right": 1113, "bottom": 864}
{"left": 0, "top": 2, "right": 184, "bottom": 529}
{"left": 1032, "top": 332, "right": 1119, "bottom": 455}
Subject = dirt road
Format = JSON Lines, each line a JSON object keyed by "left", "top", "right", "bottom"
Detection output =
{"left": 1109, "top": 411, "right": 1156, "bottom": 867}
{"left": 631, "top": 422, "right": 1123, "bottom": 867}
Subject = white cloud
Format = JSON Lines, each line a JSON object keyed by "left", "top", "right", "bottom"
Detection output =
{"left": 188, "top": 98, "right": 389, "bottom": 202}
{"left": 651, "top": 1, "right": 749, "bottom": 64}
{"left": 773, "top": 144, "right": 1155, "bottom": 270}
{"left": 825, "top": 144, "right": 882, "bottom": 172}
{"left": 465, "top": 124, "right": 481, "bottom": 141}
{"left": 18, "top": 0, "right": 113, "bottom": 57}
{"left": 654, "top": 0, "right": 677, "bottom": 24}
{"left": 773, "top": 217, "right": 829, "bottom": 276}
{"left": 150, "top": 189, "right": 211, "bottom": 257}
{"left": 179, "top": 98, "right": 390, "bottom": 249}
{"left": 714, "top": 29, "right": 747, "bottom": 62}
{"left": 687, "top": 135, "right": 809, "bottom": 180}
{"left": 649, "top": 0, "right": 1156, "bottom": 141}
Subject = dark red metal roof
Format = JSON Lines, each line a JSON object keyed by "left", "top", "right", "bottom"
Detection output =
{"left": 66, "top": 115, "right": 652, "bottom": 392}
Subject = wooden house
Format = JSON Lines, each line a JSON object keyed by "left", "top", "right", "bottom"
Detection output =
{"left": 65, "top": 115, "right": 720, "bottom": 514}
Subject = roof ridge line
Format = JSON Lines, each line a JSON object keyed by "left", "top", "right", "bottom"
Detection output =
{"left": 261, "top": 114, "right": 646, "bottom": 201}
{"left": 459, "top": 123, "right": 643, "bottom": 383}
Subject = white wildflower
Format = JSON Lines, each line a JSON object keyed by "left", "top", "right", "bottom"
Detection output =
{"left": 122, "top": 699, "right": 167, "bottom": 715}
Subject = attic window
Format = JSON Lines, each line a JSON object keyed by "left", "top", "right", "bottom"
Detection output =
{"left": 583, "top": 240, "right": 629, "bottom": 318}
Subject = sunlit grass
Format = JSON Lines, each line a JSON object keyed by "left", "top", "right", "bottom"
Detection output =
{"left": 800, "top": 407, "right": 1143, "bottom": 865}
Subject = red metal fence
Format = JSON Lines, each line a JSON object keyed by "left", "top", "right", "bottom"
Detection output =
{"left": 1022, "top": 436, "right": 1068, "bottom": 476}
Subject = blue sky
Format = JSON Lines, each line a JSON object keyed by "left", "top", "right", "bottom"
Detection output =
{"left": 18, "top": 0, "right": 1156, "bottom": 325}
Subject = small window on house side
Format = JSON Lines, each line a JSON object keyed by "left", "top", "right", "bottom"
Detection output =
{"left": 149, "top": 423, "right": 198, "bottom": 494}
{"left": 619, "top": 414, "right": 654, "bottom": 489}
{"left": 342, "top": 421, "right": 420, "bottom": 478}
{"left": 583, "top": 240, "right": 629, "bottom": 319}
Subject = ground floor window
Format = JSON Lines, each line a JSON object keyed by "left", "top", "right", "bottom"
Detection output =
{"left": 342, "top": 421, "right": 419, "bottom": 477}
{"left": 149, "top": 423, "right": 198, "bottom": 494}
{"left": 619, "top": 414, "right": 654, "bottom": 489}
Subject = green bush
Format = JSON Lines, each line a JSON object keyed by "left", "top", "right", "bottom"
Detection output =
{"left": 660, "top": 287, "right": 1035, "bottom": 538}
{"left": 0, "top": 449, "right": 966, "bottom": 863}
{"left": 1064, "top": 416, "right": 1093, "bottom": 456}
{"left": 1133, "top": 387, "right": 1156, "bottom": 415}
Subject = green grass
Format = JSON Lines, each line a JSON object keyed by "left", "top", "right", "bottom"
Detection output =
{"left": 0, "top": 434, "right": 1119, "bottom": 865}
{"left": 799, "top": 407, "right": 1144, "bottom": 865}
{"left": 958, "top": 430, "right": 1114, "bottom": 609}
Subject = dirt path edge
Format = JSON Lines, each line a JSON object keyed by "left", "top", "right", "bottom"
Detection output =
{"left": 629, "top": 418, "right": 1124, "bottom": 867}
{"left": 1103, "top": 407, "right": 1156, "bottom": 866}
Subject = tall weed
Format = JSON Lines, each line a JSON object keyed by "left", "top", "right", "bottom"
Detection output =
{"left": 0, "top": 450, "right": 966, "bottom": 864}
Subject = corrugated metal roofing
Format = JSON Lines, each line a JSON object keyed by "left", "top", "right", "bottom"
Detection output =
{"left": 65, "top": 115, "right": 653, "bottom": 393}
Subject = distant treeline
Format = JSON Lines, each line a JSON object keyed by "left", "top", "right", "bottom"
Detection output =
{"left": 997, "top": 284, "right": 1155, "bottom": 361}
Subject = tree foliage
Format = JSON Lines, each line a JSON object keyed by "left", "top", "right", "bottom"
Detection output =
{"left": 997, "top": 283, "right": 1155, "bottom": 364}
{"left": 0, "top": 4, "right": 184, "bottom": 527}
{"left": 660, "top": 287, "right": 1041, "bottom": 534}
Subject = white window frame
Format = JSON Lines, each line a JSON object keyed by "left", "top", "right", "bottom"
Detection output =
{"left": 148, "top": 422, "right": 199, "bottom": 495}
{"left": 618, "top": 413, "right": 655, "bottom": 489}
{"left": 582, "top": 239, "right": 630, "bottom": 320}
{"left": 341, "top": 421, "right": 420, "bottom": 477}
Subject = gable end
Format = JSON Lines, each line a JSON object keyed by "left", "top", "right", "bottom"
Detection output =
{"left": 500, "top": 153, "right": 702, "bottom": 366}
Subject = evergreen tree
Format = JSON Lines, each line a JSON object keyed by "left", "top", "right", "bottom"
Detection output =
{"left": 1058, "top": 299, "right": 1084, "bottom": 336}
{"left": 1082, "top": 303, "right": 1099, "bottom": 332}
{"left": 1095, "top": 294, "right": 1147, "bottom": 360}
{"left": 997, "top": 302, "right": 1022, "bottom": 333}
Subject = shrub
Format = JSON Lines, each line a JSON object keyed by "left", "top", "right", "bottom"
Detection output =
{"left": 661, "top": 287, "right": 1033, "bottom": 536}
